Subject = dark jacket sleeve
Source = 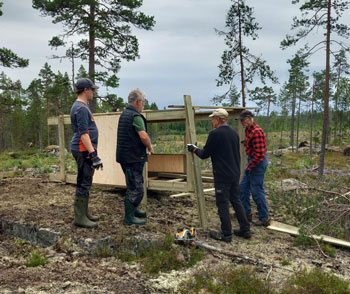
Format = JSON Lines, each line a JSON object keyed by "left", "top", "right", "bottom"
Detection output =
{"left": 194, "top": 132, "right": 215, "bottom": 159}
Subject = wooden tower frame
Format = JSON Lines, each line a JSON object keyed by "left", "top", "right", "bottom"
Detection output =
{"left": 48, "top": 95, "right": 255, "bottom": 227}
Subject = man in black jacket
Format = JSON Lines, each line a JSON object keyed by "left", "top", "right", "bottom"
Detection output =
{"left": 116, "top": 89, "right": 153, "bottom": 225}
{"left": 187, "top": 108, "right": 251, "bottom": 241}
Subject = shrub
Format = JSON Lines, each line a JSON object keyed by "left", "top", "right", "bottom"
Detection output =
{"left": 177, "top": 266, "right": 275, "bottom": 294}
{"left": 115, "top": 232, "right": 205, "bottom": 275}
{"left": 282, "top": 269, "right": 350, "bottom": 294}
{"left": 25, "top": 250, "right": 48, "bottom": 267}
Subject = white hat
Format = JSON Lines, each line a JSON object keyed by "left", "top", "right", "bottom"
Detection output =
{"left": 209, "top": 108, "right": 229, "bottom": 119}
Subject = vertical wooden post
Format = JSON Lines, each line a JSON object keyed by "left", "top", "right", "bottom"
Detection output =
{"left": 237, "top": 119, "right": 246, "bottom": 181}
{"left": 185, "top": 132, "right": 194, "bottom": 192}
{"left": 142, "top": 111, "right": 148, "bottom": 207}
{"left": 184, "top": 95, "right": 208, "bottom": 229}
{"left": 58, "top": 115, "right": 66, "bottom": 182}
{"left": 142, "top": 162, "right": 148, "bottom": 206}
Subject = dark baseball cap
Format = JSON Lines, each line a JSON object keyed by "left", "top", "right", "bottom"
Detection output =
{"left": 75, "top": 78, "right": 98, "bottom": 90}
{"left": 237, "top": 110, "right": 254, "bottom": 120}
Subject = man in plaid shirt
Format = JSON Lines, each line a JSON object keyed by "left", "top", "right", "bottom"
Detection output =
{"left": 238, "top": 110, "right": 270, "bottom": 226}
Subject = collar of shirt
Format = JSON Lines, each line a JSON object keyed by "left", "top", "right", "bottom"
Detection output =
{"left": 245, "top": 122, "right": 257, "bottom": 134}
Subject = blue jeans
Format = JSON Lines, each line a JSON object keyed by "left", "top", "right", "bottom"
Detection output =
{"left": 240, "top": 156, "right": 269, "bottom": 220}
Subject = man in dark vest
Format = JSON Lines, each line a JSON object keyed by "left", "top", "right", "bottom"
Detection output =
{"left": 116, "top": 89, "right": 153, "bottom": 225}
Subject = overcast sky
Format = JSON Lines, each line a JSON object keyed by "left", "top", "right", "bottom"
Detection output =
{"left": 1, "top": 1, "right": 349, "bottom": 110}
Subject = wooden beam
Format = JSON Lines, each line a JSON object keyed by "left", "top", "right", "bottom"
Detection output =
{"left": 147, "top": 179, "right": 188, "bottom": 192}
{"left": 166, "top": 178, "right": 184, "bottom": 182}
{"left": 58, "top": 115, "right": 66, "bottom": 182}
{"left": 184, "top": 95, "right": 208, "bottom": 229}
{"left": 50, "top": 173, "right": 76, "bottom": 184}
{"left": 169, "top": 192, "right": 193, "bottom": 199}
{"left": 268, "top": 221, "right": 350, "bottom": 249}
{"left": 168, "top": 105, "right": 256, "bottom": 110}
{"left": 141, "top": 162, "right": 148, "bottom": 207}
{"left": 145, "top": 109, "right": 186, "bottom": 122}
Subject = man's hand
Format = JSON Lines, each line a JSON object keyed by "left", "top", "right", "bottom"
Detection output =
{"left": 89, "top": 150, "right": 103, "bottom": 170}
{"left": 187, "top": 144, "right": 198, "bottom": 153}
{"left": 148, "top": 146, "right": 154, "bottom": 155}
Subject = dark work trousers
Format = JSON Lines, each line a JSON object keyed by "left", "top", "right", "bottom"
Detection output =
{"left": 72, "top": 150, "right": 94, "bottom": 198}
{"left": 121, "top": 162, "right": 145, "bottom": 207}
{"left": 215, "top": 181, "right": 250, "bottom": 237}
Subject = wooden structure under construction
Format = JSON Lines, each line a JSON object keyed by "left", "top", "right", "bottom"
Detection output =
{"left": 48, "top": 95, "right": 254, "bottom": 228}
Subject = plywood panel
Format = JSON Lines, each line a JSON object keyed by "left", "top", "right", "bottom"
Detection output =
{"left": 93, "top": 114, "right": 126, "bottom": 186}
{"left": 148, "top": 154, "right": 185, "bottom": 173}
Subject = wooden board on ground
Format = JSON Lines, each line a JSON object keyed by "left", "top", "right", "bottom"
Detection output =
{"left": 148, "top": 154, "right": 185, "bottom": 173}
{"left": 267, "top": 221, "right": 350, "bottom": 249}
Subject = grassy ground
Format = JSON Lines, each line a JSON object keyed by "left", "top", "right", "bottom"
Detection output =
{"left": 1, "top": 131, "right": 350, "bottom": 293}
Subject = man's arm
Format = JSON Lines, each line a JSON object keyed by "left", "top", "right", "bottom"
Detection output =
{"left": 138, "top": 131, "right": 153, "bottom": 154}
{"left": 191, "top": 132, "right": 215, "bottom": 159}
{"left": 80, "top": 134, "right": 95, "bottom": 153}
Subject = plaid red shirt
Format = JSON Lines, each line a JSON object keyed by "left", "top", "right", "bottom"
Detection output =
{"left": 244, "top": 123, "right": 267, "bottom": 171}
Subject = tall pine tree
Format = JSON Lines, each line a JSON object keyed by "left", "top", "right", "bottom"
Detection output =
{"left": 215, "top": 0, "right": 277, "bottom": 107}
{"left": 32, "top": 0, "right": 155, "bottom": 113}
{"left": 281, "top": 0, "right": 350, "bottom": 178}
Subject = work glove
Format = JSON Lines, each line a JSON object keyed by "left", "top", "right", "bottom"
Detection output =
{"left": 244, "top": 168, "right": 251, "bottom": 176}
{"left": 89, "top": 150, "right": 103, "bottom": 170}
{"left": 187, "top": 143, "right": 198, "bottom": 153}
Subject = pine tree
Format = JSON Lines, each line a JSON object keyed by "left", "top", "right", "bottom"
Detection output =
{"left": 281, "top": 0, "right": 350, "bottom": 178}
{"left": 32, "top": 0, "right": 155, "bottom": 113}
{"left": 215, "top": 0, "right": 277, "bottom": 107}
{"left": 0, "top": 2, "right": 29, "bottom": 68}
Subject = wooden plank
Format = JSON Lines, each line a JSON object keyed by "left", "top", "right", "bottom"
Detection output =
{"left": 58, "top": 115, "right": 66, "bottom": 182}
{"left": 50, "top": 173, "right": 76, "bottom": 184}
{"left": 185, "top": 131, "right": 194, "bottom": 192}
{"left": 168, "top": 105, "right": 256, "bottom": 110}
{"left": 268, "top": 221, "right": 350, "bottom": 249}
{"left": 148, "top": 154, "right": 185, "bottom": 173}
{"left": 170, "top": 192, "right": 193, "bottom": 199}
{"left": 141, "top": 162, "right": 148, "bottom": 206}
{"left": 203, "top": 188, "right": 215, "bottom": 193}
{"left": 148, "top": 179, "right": 188, "bottom": 191}
{"left": 167, "top": 178, "right": 184, "bottom": 182}
{"left": 184, "top": 95, "right": 208, "bottom": 228}
{"left": 145, "top": 109, "right": 186, "bottom": 122}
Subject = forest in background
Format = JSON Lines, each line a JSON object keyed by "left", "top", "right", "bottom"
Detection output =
{"left": 1, "top": 0, "right": 350, "bottom": 180}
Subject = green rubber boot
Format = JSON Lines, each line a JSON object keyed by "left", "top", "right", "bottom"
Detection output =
{"left": 135, "top": 206, "right": 146, "bottom": 218}
{"left": 86, "top": 195, "right": 99, "bottom": 222}
{"left": 124, "top": 199, "right": 146, "bottom": 225}
{"left": 74, "top": 196, "right": 98, "bottom": 228}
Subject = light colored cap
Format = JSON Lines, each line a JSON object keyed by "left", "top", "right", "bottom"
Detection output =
{"left": 209, "top": 108, "right": 229, "bottom": 119}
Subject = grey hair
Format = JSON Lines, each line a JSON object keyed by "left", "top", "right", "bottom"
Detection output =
{"left": 128, "top": 88, "right": 146, "bottom": 104}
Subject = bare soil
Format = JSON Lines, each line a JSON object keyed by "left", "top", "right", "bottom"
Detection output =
{"left": 1, "top": 175, "right": 350, "bottom": 293}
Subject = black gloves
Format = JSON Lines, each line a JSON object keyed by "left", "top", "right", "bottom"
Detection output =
{"left": 89, "top": 150, "right": 103, "bottom": 170}
{"left": 187, "top": 144, "right": 198, "bottom": 153}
